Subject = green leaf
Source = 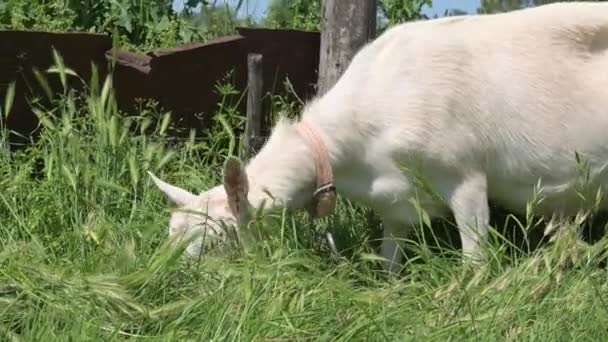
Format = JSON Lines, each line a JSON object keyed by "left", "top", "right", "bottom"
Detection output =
{"left": 360, "top": 253, "right": 388, "bottom": 263}
{"left": 115, "top": 1, "right": 133, "bottom": 33}
{"left": 50, "top": 48, "right": 69, "bottom": 92}
{"left": 3, "top": 82, "right": 15, "bottom": 118}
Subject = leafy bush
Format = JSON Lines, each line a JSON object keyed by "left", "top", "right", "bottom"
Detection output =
{"left": 379, "top": 0, "right": 432, "bottom": 25}
{"left": 0, "top": 0, "right": 436, "bottom": 51}
{"left": 264, "top": 0, "right": 322, "bottom": 31}
{"left": 264, "top": 0, "right": 434, "bottom": 32}
{"left": 0, "top": 0, "right": 252, "bottom": 51}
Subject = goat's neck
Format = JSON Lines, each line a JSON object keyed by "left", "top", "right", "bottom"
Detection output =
{"left": 244, "top": 129, "right": 320, "bottom": 211}
{"left": 243, "top": 109, "right": 354, "bottom": 212}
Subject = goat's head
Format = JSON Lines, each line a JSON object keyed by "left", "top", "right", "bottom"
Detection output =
{"left": 148, "top": 157, "right": 252, "bottom": 256}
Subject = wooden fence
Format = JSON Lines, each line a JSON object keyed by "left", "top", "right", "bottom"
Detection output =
{"left": 0, "top": 27, "right": 320, "bottom": 148}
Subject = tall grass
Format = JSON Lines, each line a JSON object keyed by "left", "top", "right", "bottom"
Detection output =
{"left": 2, "top": 59, "right": 608, "bottom": 341}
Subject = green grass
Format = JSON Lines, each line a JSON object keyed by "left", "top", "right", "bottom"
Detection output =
{"left": 2, "top": 64, "right": 608, "bottom": 341}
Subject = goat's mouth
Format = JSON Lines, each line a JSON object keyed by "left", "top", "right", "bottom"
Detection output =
{"left": 198, "top": 223, "right": 242, "bottom": 253}
{"left": 180, "top": 232, "right": 225, "bottom": 258}
{"left": 304, "top": 198, "right": 326, "bottom": 218}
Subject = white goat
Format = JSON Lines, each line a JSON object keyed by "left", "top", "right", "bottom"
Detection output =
{"left": 150, "top": 2, "right": 608, "bottom": 272}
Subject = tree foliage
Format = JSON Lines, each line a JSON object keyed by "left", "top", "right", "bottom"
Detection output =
{"left": 0, "top": 0, "right": 255, "bottom": 51}
{"left": 0, "top": 0, "right": 434, "bottom": 50}
{"left": 264, "top": 0, "right": 322, "bottom": 31}
{"left": 0, "top": 0, "right": 204, "bottom": 50}
{"left": 264, "top": 0, "right": 433, "bottom": 32}
{"left": 379, "top": 0, "right": 432, "bottom": 25}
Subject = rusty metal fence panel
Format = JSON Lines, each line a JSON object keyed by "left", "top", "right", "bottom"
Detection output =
{"left": 0, "top": 27, "right": 320, "bottom": 148}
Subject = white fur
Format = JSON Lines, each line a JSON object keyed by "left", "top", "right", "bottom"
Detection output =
{"left": 150, "top": 2, "right": 608, "bottom": 272}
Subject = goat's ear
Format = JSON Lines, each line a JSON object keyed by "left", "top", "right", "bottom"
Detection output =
{"left": 223, "top": 157, "right": 251, "bottom": 222}
{"left": 148, "top": 171, "right": 198, "bottom": 207}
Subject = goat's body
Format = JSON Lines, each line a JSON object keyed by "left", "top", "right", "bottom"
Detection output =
{"left": 290, "top": 2, "right": 608, "bottom": 268}
{"left": 152, "top": 2, "right": 608, "bottom": 272}
{"left": 316, "top": 3, "right": 608, "bottom": 207}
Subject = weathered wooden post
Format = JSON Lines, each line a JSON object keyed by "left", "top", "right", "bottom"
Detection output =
{"left": 243, "top": 53, "right": 263, "bottom": 159}
{"left": 317, "top": 0, "right": 378, "bottom": 258}
{"left": 317, "top": 0, "right": 377, "bottom": 95}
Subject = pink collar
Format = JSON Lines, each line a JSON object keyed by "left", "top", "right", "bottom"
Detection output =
{"left": 294, "top": 119, "right": 336, "bottom": 200}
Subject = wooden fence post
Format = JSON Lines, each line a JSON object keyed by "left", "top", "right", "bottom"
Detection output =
{"left": 243, "top": 53, "right": 263, "bottom": 160}
{"left": 317, "top": 0, "right": 377, "bottom": 96}
{"left": 316, "top": 0, "right": 377, "bottom": 258}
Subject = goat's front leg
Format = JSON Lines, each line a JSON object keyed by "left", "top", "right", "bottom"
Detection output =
{"left": 443, "top": 172, "right": 490, "bottom": 264}
{"left": 380, "top": 217, "right": 411, "bottom": 274}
